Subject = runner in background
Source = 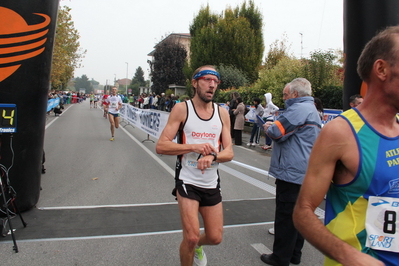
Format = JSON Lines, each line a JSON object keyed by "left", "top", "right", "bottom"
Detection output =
{"left": 105, "top": 87, "right": 122, "bottom": 141}
{"left": 102, "top": 90, "right": 109, "bottom": 118}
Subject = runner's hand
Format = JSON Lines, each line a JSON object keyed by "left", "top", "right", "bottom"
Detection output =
{"left": 197, "top": 155, "right": 215, "bottom": 174}
{"left": 193, "top": 143, "right": 217, "bottom": 157}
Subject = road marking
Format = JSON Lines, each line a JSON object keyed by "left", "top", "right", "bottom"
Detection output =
{"left": 121, "top": 123, "right": 325, "bottom": 218}
{"left": 0, "top": 221, "right": 276, "bottom": 244}
{"left": 219, "top": 163, "right": 276, "bottom": 194}
{"left": 251, "top": 243, "right": 272, "bottom": 255}
{"left": 120, "top": 125, "right": 174, "bottom": 177}
{"left": 45, "top": 104, "right": 73, "bottom": 129}
{"left": 67, "top": 117, "right": 324, "bottom": 219}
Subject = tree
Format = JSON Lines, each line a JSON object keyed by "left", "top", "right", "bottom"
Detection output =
{"left": 217, "top": 64, "right": 249, "bottom": 90}
{"left": 130, "top": 66, "right": 146, "bottom": 95}
{"left": 51, "top": 6, "right": 85, "bottom": 90}
{"left": 150, "top": 39, "right": 187, "bottom": 95}
{"left": 189, "top": 1, "right": 264, "bottom": 82}
{"left": 74, "top": 75, "right": 92, "bottom": 92}
{"left": 264, "top": 34, "right": 292, "bottom": 69}
{"left": 302, "top": 50, "right": 343, "bottom": 94}
{"left": 251, "top": 56, "right": 304, "bottom": 107}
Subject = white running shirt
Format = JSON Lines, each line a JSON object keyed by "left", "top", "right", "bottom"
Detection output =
{"left": 178, "top": 100, "right": 223, "bottom": 188}
{"left": 106, "top": 95, "right": 122, "bottom": 114}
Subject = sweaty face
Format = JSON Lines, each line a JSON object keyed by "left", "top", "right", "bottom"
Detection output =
{"left": 194, "top": 71, "right": 219, "bottom": 103}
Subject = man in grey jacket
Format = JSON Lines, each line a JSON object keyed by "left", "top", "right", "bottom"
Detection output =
{"left": 260, "top": 78, "right": 321, "bottom": 266}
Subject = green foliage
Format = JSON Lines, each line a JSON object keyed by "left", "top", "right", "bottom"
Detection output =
{"left": 302, "top": 50, "right": 343, "bottom": 94}
{"left": 265, "top": 34, "right": 292, "bottom": 69}
{"left": 316, "top": 85, "right": 343, "bottom": 110}
{"left": 131, "top": 66, "right": 146, "bottom": 86}
{"left": 150, "top": 39, "right": 187, "bottom": 95}
{"left": 130, "top": 66, "right": 146, "bottom": 96}
{"left": 179, "top": 95, "right": 190, "bottom": 102}
{"left": 74, "top": 75, "right": 92, "bottom": 92}
{"left": 253, "top": 57, "right": 304, "bottom": 107}
{"left": 217, "top": 64, "right": 249, "bottom": 90}
{"left": 51, "top": 6, "right": 85, "bottom": 90}
{"left": 189, "top": 0, "right": 264, "bottom": 82}
{"left": 165, "top": 89, "right": 175, "bottom": 97}
{"left": 214, "top": 37, "right": 343, "bottom": 109}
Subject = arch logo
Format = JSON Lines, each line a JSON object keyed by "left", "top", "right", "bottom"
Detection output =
{"left": 0, "top": 7, "right": 50, "bottom": 82}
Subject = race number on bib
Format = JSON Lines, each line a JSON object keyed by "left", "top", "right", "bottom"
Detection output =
{"left": 184, "top": 153, "right": 216, "bottom": 169}
{"left": 111, "top": 102, "right": 117, "bottom": 108}
{"left": 366, "top": 196, "right": 399, "bottom": 252}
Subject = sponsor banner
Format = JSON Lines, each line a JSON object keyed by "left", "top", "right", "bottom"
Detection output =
{"left": 322, "top": 109, "right": 342, "bottom": 125}
{"left": 120, "top": 104, "right": 343, "bottom": 139}
{"left": 120, "top": 104, "right": 167, "bottom": 139}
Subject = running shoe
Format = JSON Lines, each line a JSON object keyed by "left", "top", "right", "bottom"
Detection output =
{"left": 194, "top": 246, "right": 207, "bottom": 266}
{"left": 110, "top": 137, "right": 114, "bottom": 141}
{"left": 268, "top": 227, "right": 275, "bottom": 235}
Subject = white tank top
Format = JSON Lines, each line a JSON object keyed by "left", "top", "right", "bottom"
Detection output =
{"left": 178, "top": 100, "right": 223, "bottom": 188}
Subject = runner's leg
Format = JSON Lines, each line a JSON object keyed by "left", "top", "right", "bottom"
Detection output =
{"left": 198, "top": 202, "right": 223, "bottom": 246}
{"left": 108, "top": 114, "right": 115, "bottom": 137}
{"left": 177, "top": 191, "right": 200, "bottom": 266}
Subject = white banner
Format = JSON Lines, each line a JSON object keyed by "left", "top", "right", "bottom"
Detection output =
{"left": 120, "top": 104, "right": 169, "bottom": 139}
{"left": 120, "top": 103, "right": 343, "bottom": 139}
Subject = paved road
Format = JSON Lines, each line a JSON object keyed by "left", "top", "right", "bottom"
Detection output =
{"left": 0, "top": 101, "right": 325, "bottom": 265}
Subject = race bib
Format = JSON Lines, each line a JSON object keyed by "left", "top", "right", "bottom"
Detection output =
{"left": 111, "top": 102, "right": 117, "bottom": 108}
{"left": 184, "top": 153, "right": 216, "bottom": 169}
{"left": 366, "top": 196, "right": 399, "bottom": 252}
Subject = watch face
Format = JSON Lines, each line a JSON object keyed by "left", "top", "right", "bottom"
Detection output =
{"left": 0, "top": 104, "right": 17, "bottom": 133}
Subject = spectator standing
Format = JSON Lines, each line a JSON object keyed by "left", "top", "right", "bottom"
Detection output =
{"left": 261, "top": 93, "right": 279, "bottom": 150}
{"left": 260, "top": 78, "right": 321, "bottom": 266}
{"left": 158, "top": 93, "right": 166, "bottom": 111}
{"left": 314, "top": 97, "right": 324, "bottom": 121}
{"left": 247, "top": 97, "right": 264, "bottom": 146}
{"left": 152, "top": 94, "right": 159, "bottom": 109}
{"left": 228, "top": 92, "right": 239, "bottom": 138}
{"left": 233, "top": 97, "right": 245, "bottom": 145}
{"left": 167, "top": 94, "right": 176, "bottom": 112}
{"left": 143, "top": 93, "right": 150, "bottom": 109}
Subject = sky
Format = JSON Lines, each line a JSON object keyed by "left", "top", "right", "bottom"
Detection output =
{"left": 61, "top": 0, "right": 344, "bottom": 86}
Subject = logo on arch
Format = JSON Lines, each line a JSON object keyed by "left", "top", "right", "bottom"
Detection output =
{"left": 0, "top": 7, "right": 51, "bottom": 82}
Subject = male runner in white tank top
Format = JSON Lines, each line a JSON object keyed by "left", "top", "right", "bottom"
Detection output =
{"left": 156, "top": 65, "right": 234, "bottom": 266}
{"left": 106, "top": 86, "right": 122, "bottom": 141}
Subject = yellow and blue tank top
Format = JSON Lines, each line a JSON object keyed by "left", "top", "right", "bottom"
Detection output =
{"left": 324, "top": 108, "right": 399, "bottom": 266}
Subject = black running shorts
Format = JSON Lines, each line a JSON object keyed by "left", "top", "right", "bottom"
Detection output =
{"left": 174, "top": 183, "right": 222, "bottom": 207}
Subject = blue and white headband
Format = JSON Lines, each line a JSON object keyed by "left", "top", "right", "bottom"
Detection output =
{"left": 193, "top": 70, "right": 220, "bottom": 80}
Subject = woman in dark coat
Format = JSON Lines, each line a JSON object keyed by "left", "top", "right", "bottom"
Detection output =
{"left": 233, "top": 97, "right": 245, "bottom": 145}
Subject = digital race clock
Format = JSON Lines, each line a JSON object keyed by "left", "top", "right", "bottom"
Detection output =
{"left": 0, "top": 104, "right": 17, "bottom": 133}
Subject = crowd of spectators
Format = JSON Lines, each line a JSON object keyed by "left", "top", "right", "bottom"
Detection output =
{"left": 130, "top": 92, "right": 181, "bottom": 112}
{"left": 47, "top": 89, "right": 187, "bottom": 114}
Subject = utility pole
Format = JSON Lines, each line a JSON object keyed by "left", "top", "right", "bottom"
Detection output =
{"left": 299, "top": 32, "right": 303, "bottom": 59}
{"left": 125, "top": 62, "right": 128, "bottom": 96}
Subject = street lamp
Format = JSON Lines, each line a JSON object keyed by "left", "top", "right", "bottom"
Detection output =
{"left": 125, "top": 62, "right": 128, "bottom": 96}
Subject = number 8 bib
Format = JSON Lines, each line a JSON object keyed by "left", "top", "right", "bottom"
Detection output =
{"left": 366, "top": 196, "right": 399, "bottom": 252}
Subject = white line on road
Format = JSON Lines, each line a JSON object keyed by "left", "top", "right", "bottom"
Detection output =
{"left": 251, "top": 243, "right": 272, "bottom": 255}
{"left": 45, "top": 104, "right": 73, "bottom": 129}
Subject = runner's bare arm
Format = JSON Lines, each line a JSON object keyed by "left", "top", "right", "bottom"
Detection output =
{"left": 293, "top": 119, "right": 384, "bottom": 266}
{"left": 156, "top": 102, "right": 218, "bottom": 156}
